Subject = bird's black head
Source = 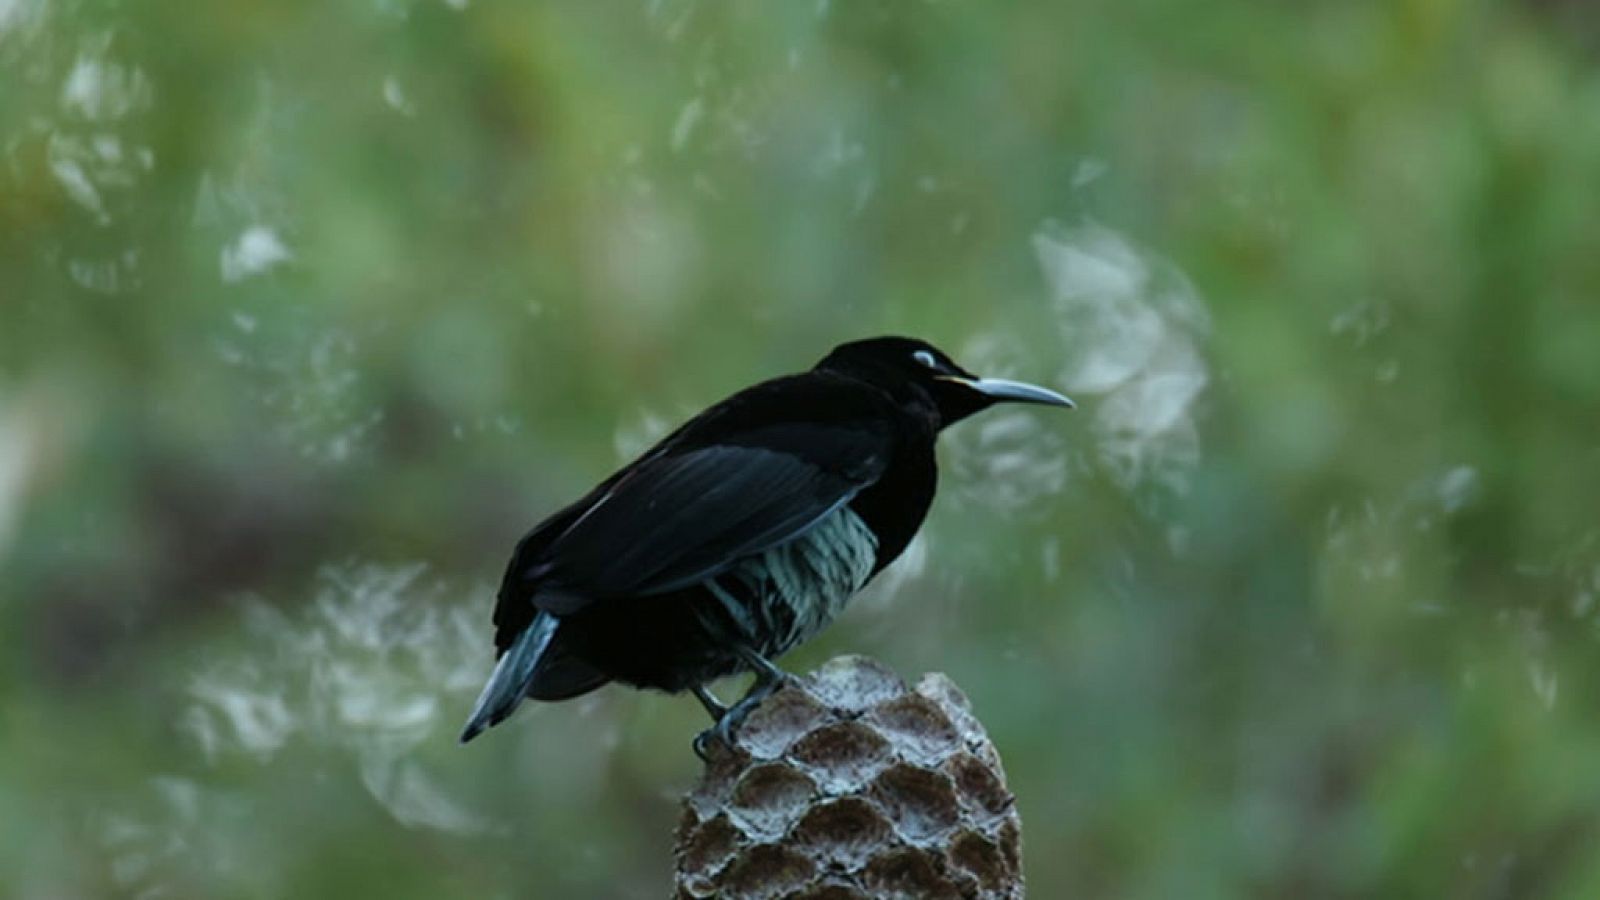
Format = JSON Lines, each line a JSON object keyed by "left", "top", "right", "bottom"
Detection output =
{"left": 815, "top": 336, "right": 1074, "bottom": 429}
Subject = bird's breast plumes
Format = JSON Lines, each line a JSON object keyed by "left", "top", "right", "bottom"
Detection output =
{"left": 700, "top": 507, "right": 878, "bottom": 659}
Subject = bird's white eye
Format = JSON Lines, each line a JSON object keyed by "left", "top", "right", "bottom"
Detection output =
{"left": 912, "top": 350, "right": 938, "bottom": 369}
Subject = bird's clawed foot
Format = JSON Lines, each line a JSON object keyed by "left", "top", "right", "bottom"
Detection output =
{"left": 690, "top": 652, "right": 795, "bottom": 761}
{"left": 692, "top": 677, "right": 783, "bottom": 761}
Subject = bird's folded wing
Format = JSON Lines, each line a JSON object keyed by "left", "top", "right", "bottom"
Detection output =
{"left": 529, "top": 425, "right": 889, "bottom": 609}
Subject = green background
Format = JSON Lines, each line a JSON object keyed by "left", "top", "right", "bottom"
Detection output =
{"left": 4, "top": 0, "right": 1600, "bottom": 896}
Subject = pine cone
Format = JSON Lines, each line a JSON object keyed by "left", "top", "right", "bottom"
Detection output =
{"left": 675, "top": 656, "right": 1023, "bottom": 899}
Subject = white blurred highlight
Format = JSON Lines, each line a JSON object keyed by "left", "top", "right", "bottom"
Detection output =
{"left": 220, "top": 225, "right": 292, "bottom": 282}
{"left": 1032, "top": 221, "right": 1210, "bottom": 496}
{"left": 184, "top": 562, "right": 494, "bottom": 835}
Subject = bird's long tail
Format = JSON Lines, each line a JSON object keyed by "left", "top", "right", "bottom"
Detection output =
{"left": 459, "top": 612, "right": 559, "bottom": 744}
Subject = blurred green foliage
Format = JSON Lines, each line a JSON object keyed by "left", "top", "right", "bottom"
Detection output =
{"left": 4, "top": 0, "right": 1600, "bottom": 897}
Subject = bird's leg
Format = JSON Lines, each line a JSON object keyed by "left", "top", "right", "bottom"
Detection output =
{"left": 691, "top": 685, "right": 732, "bottom": 761}
{"left": 737, "top": 646, "right": 795, "bottom": 689}
{"left": 692, "top": 685, "right": 728, "bottom": 721}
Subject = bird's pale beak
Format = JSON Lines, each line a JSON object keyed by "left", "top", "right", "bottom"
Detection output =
{"left": 941, "top": 376, "right": 1076, "bottom": 409}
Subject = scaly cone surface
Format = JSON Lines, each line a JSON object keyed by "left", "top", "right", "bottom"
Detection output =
{"left": 675, "top": 655, "right": 1024, "bottom": 899}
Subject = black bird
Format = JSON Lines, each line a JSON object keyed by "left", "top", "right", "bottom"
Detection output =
{"left": 460, "top": 336, "right": 1073, "bottom": 749}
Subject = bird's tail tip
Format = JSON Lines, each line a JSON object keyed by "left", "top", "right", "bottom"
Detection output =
{"left": 459, "top": 705, "right": 510, "bottom": 744}
{"left": 457, "top": 613, "right": 559, "bottom": 746}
